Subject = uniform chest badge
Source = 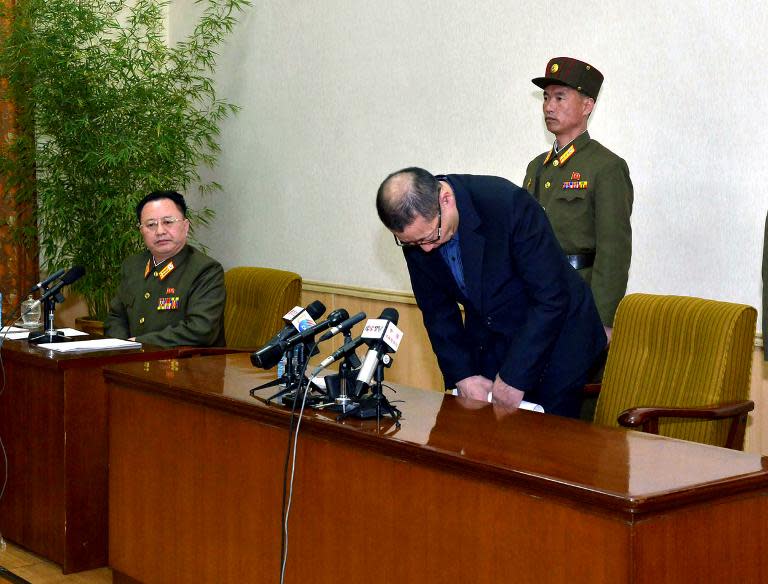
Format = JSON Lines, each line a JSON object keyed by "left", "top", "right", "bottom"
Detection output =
{"left": 157, "top": 296, "right": 180, "bottom": 310}
{"left": 166, "top": 287, "right": 175, "bottom": 294}
{"left": 157, "top": 261, "right": 175, "bottom": 281}
{"left": 562, "top": 170, "right": 588, "bottom": 190}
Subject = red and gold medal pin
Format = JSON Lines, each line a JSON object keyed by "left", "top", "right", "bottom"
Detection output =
{"left": 157, "top": 296, "right": 180, "bottom": 310}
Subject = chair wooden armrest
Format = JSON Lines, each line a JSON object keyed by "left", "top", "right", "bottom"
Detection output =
{"left": 176, "top": 346, "right": 253, "bottom": 359}
{"left": 618, "top": 400, "right": 754, "bottom": 450}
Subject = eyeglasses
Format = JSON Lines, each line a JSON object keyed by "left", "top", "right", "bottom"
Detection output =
{"left": 138, "top": 216, "right": 186, "bottom": 231}
{"left": 393, "top": 185, "right": 442, "bottom": 247}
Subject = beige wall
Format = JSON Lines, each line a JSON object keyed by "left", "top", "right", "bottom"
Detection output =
{"left": 172, "top": 0, "right": 767, "bottom": 335}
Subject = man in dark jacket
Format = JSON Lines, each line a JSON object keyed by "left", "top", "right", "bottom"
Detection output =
{"left": 105, "top": 190, "right": 226, "bottom": 347}
{"left": 376, "top": 168, "right": 606, "bottom": 417}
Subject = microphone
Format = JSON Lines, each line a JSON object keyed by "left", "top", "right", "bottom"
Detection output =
{"left": 355, "top": 308, "right": 403, "bottom": 394}
{"left": 284, "top": 308, "right": 349, "bottom": 345}
{"left": 39, "top": 265, "right": 86, "bottom": 302}
{"left": 318, "top": 311, "right": 366, "bottom": 342}
{"left": 251, "top": 307, "right": 348, "bottom": 370}
{"left": 30, "top": 268, "right": 66, "bottom": 292}
{"left": 250, "top": 300, "right": 326, "bottom": 370}
{"left": 317, "top": 335, "right": 366, "bottom": 369}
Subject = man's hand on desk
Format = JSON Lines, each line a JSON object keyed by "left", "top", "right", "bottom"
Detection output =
{"left": 456, "top": 375, "right": 493, "bottom": 402}
{"left": 491, "top": 376, "right": 524, "bottom": 409}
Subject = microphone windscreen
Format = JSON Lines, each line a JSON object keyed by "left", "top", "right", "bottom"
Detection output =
{"left": 61, "top": 265, "right": 86, "bottom": 285}
{"left": 379, "top": 307, "right": 399, "bottom": 325}
{"left": 306, "top": 300, "right": 326, "bottom": 320}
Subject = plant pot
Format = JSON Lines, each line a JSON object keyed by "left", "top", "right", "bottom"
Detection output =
{"left": 75, "top": 317, "right": 104, "bottom": 337}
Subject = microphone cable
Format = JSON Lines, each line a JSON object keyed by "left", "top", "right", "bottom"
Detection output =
{"left": 278, "top": 339, "right": 318, "bottom": 584}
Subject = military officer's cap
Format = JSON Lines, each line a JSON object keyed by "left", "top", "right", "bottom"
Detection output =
{"left": 532, "top": 57, "right": 604, "bottom": 100}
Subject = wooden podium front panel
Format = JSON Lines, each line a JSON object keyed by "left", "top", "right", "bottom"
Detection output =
{"left": 105, "top": 354, "right": 768, "bottom": 583}
{"left": 109, "top": 385, "right": 631, "bottom": 584}
{"left": 0, "top": 340, "right": 177, "bottom": 573}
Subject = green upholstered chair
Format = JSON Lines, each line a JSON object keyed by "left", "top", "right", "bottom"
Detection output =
{"left": 223, "top": 266, "right": 302, "bottom": 349}
{"left": 594, "top": 293, "right": 757, "bottom": 450}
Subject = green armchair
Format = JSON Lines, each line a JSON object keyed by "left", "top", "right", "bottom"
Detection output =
{"left": 594, "top": 293, "right": 757, "bottom": 450}
{"left": 223, "top": 266, "right": 302, "bottom": 349}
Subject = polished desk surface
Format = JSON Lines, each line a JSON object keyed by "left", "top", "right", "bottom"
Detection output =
{"left": 104, "top": 352, "right": 768, "bottom": 519}
{"left": 0, "top": 335, "right": 177, "bottom": 367}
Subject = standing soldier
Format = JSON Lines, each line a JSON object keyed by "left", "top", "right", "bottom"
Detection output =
{"left": 523, "top": 57, "right": 633, "bottom": 342}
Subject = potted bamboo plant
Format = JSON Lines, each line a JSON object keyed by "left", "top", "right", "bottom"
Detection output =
{"left": 0, "top": 0, "right": 249, "bottom": 324}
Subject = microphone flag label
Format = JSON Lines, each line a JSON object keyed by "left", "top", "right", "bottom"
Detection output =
{"left": 291, "top": 310, "right": 316, "bottom": 332}
{"left": 361, "top": 319, "right": 404, "bottom": 352}
{"left": 283, "top": 306, "right": 304, "bottom": 321}
{"left": 382, "top": 323, "right": 403, "bottom": 352}
{"left": 361, "top": 319, "right": 388, "bottom": 339}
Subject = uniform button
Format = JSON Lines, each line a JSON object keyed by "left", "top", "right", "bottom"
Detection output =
{"left": 144, "top": 292, "right": 150, "bottom": 299}
{"left": 153, "top": 271, "right": 158, "bottom": 277}
{"left": 139, "top": 317, "right": 145, "bottom": 324}
{"left": 552, "top": 160, "right": 559, "bottom": 167}
{"left": 486, "top": 316, "right": 493, "bottom": 326}
{"left": 545, "top": 181, "right": 551, "bottom": 189}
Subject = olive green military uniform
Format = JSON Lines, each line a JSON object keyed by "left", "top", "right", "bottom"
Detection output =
{"left": 105, "top": 245, "right": 226, "bottom": 347}
{"left": 523, "top": 131, "right": 633, "bottom": 327}
{"left": 763, "top": 212, "right": 767, "bottom": 360}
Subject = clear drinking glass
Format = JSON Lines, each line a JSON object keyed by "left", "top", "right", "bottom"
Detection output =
{"left": 21, "top": 295, "right": 42, "bottom": 328}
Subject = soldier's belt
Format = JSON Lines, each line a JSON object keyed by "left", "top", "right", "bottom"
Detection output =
{"left": 566, "top": 253, "right": 595, "bottom": 270}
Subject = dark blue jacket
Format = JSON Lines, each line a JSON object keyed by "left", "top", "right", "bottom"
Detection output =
{"left": 403, "top": 174, "right": 606, "bottom": 412}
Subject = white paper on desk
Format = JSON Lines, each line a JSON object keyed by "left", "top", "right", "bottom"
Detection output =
{"left": 448, "top": 389, "right": 544, "bottom": 413}
{"left": 1, "top": 326, "right": 26, "bottom": 334}
{"left": 4, "top": 332, "right": 32, "bottom": 340}
{"left": 37, "top": 338, "right": 142, "bottom": 352}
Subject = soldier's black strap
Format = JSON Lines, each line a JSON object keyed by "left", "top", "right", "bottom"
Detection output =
{"left": 566, "top": 253, "right": 595, "bottom": 270}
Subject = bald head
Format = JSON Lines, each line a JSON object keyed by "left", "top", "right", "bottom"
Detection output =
{"left": 376, "top": 167, "right": 440, "bottom": 232}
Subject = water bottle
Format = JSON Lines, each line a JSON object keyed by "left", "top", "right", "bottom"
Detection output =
{"left": 276, "top": 355, "right": 287, "bottom": 386}
{"left": 21, "top": 295, "right": 42, "bottom": 328}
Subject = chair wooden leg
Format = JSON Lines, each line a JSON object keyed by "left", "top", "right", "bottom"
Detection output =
{"left": 725, "top": 414, "right": 748, "bottom": 450}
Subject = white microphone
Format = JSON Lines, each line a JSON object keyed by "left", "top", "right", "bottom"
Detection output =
{"left": 354, "top": 308, "right": 403, "bottom": 394}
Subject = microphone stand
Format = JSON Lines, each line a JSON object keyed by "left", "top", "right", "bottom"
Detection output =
{"left": 252, "top": 342, "right": 325, "bottom": 404}
{"left": 337, "top": 354, "right": 401, "bottom": 427}
{"left": 28, "top": 290, "right": 69, "bottom": 345}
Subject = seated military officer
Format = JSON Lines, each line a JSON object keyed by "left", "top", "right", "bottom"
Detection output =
{"left": 104, "top": 190, "right": 226, "bottom": 347}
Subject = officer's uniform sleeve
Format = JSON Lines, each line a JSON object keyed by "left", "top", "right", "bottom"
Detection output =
{"left": 135, "top": 262, "right": 226, "bottom": 347}
{"left": 592, "top": 159, "right": 633, "bottom": 326}
{"left": 104, "top": 262, "right": 132, "bottom": 340}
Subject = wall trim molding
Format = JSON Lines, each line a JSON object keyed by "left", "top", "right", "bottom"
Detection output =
{"left": 302, "top": 280, "right": 418, "bottom": 305}
{"left": 302, "top": 279, "right": 765, "bottom": 349}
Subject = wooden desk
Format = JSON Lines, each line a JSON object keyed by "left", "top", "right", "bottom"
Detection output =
{"left": 106, "top": 354, "right": 768, "bottom": 583}
{"left": 0, "top": 339, "right": 177, "bottom": 573}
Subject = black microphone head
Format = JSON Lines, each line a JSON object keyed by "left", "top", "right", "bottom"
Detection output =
{"left": 379, "top": 307, "right": 399, "bottom": 325}
{"left": 327, "top": 308, "right": 349, "bottom": 325}
{"left": 345, "top": 311, "right": 366, "bottom": 328}
{"left": 61, "top": 265, "right": 86, "bottom": 285}
{"left": 306, "top": 300, "right": 326, "bottom": 320}
{"left": 250, "top": 342, "right": 285, "bottom": 370}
